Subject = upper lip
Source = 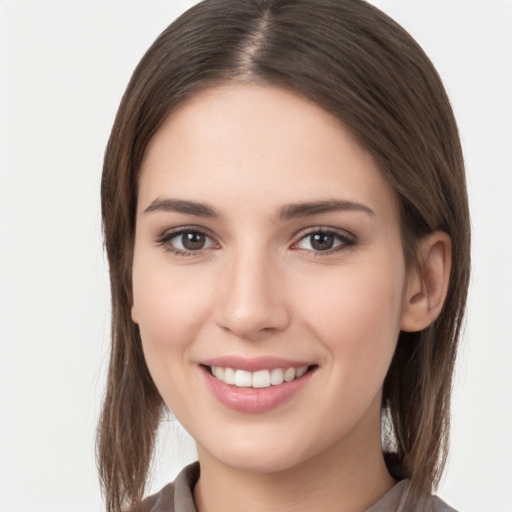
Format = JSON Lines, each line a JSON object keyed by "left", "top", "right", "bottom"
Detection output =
{"left": 201, "top": 356, "right": 315, "bottom": 372}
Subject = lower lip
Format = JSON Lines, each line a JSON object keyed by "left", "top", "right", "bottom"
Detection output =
{"left": 202, "top": 368, "right": 313, "bottom": 413}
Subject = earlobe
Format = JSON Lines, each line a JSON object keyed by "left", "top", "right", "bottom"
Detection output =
{"left": 400, "top": 231, "right": 452, "bottom": 332}
{"left": 131, "top": 303, "right": 139, "bottom": 324}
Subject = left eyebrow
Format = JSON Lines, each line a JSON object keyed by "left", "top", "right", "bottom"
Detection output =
{"left": 143, "top": 197, "right": 220, "bottom": 218}
{"left": 278, "top": 200, "right": 375, "bottom": 221}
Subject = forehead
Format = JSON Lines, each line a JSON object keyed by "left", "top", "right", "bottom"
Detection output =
{"left": 138, "top": 84, "right": 399, "bottom": 221}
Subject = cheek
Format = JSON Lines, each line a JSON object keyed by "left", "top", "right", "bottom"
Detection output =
{"left": 294, "top": 259, "right": 405, "bottom": 381}
{"left": 131, "top": 259, "right": 214, "bottom": 376}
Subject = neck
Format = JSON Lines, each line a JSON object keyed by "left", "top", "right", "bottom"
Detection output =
{"left": 193, "top": 409, "right": 395, "bottom": 512}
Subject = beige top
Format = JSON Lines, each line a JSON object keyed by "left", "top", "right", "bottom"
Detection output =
{"left": 140, "top": 462, "right": 458, "bottom": 512}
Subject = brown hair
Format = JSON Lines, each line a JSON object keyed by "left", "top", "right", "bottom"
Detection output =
{"left": 97, "top": 1, "right": 470, "bottom": 510}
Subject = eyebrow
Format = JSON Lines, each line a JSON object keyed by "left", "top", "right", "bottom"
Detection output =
{"left": 278, "top": 200, "right": 375, "bottom": 220}
{"left": 143, "top": 197, "right": 375, "bottom": 220}
{"left": 144, "top": 198, "right": 220, "bottom": 217}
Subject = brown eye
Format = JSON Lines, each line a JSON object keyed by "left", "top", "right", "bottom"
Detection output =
{"left": 310, "top": 233, "right": 335, "bottom": 251}
{"left": 181, "top": 232, "right": 206, "bottom": 250}
{"left": 157, "top": 228, "right": 217, "bottom": 255}
{"left": 294, "top": 229, "right": 355, "bottom": 254}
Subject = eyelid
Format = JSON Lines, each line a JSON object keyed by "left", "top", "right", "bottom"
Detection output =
{"left": 154, "top": 225, "right": 356, "bottom": 257}
{"left": 290, "top": 226, "right": 357, "bottom": 253}
{"left": 154, "top": 225, "right": 220, "bottom": 255}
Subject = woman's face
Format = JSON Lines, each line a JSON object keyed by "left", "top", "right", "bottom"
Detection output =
{"left": 131, "top": 84, "right": 411, "bottom": 473}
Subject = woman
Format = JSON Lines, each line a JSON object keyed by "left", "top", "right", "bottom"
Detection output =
{"left": 97, "top": 0, "right": 470, "bottom": 511}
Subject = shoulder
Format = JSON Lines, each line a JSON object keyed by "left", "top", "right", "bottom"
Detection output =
{"left": 137, "top": 465, "right": 460, "bottom": 512}
{"left": 365, "top": 479, "right": 461, "bottom": 512}
{"left": 432, "top": 495, "right": 459, "bottom": 512}
{"left": 137, "top": 462, "right": 200, "bottom": 512}
{"left": 137, "top": 482, "right": 175, "bottom": 512}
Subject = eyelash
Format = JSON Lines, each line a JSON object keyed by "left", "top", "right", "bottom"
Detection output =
{"left": 292, "top": 228, "right": 356, "bottom": 255}
{"left": 154, "top": 226, "right": 357, "bottom": 257}
{"left": 155, "top": 226, "right": 218, "bottom": 257}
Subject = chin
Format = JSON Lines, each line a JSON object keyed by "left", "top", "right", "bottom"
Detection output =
{"left": 215, "top": 447, "right": 306, "bottom": 474}
{"left": 195, "top": 425, "right": 329, "bottom": 476}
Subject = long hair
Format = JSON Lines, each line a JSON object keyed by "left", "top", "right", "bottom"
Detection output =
{"left": 97, "top": 1, "right": 470, "bottom": 510}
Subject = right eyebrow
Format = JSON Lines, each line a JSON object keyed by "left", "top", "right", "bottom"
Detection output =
{"left": 278, "top": 199, "right": 375, "bottom": 220}
{"left": 143, "top": 198, "right": 220, "bottom": 218}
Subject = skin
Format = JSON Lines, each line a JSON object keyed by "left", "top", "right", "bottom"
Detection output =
{"left": 131, "top": 84, "right": 451, "bottom": 512}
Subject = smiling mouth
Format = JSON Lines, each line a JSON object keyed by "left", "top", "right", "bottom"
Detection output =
{"left": 205, "top": 365, "right": 316, "bottom": 388}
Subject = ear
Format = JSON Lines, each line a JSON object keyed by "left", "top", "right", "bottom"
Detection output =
{"left": 400, "top": 231, "right": 452, "bottom": 332}
{"left": 131, "top": 302, "right": 139, "bottom": 324}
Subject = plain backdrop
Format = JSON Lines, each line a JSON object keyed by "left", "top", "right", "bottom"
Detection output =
{"left": 0, "top": 1, "right": 511, "bottom": 511}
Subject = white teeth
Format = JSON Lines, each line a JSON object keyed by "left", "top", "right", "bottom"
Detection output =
{"left": 234, "top": 370, "right": 252, "bottom": 387}
{"left": 210, "top": 365, "right": 309, "bottom": 388}
{"left": 295, "top": 366, "right": 308, "bottom": 378}
{"left": 270, "top": 368, "right": 284, "bottom": 385}
{"left": 212, "top": 366, "right": 224, "bottom": 380}
{"left": 224, "top": 367, "right": 235, "bottom": 385}
{"left": 284, "top": 368, "right": 296, "bottom": 382}
{"left": 252, "top": 370, "right": 271, "bottom": 388}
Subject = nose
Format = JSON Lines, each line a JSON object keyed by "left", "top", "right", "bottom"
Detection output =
{"left": 214, "top": 248, "right": 291, "bottom": 339}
